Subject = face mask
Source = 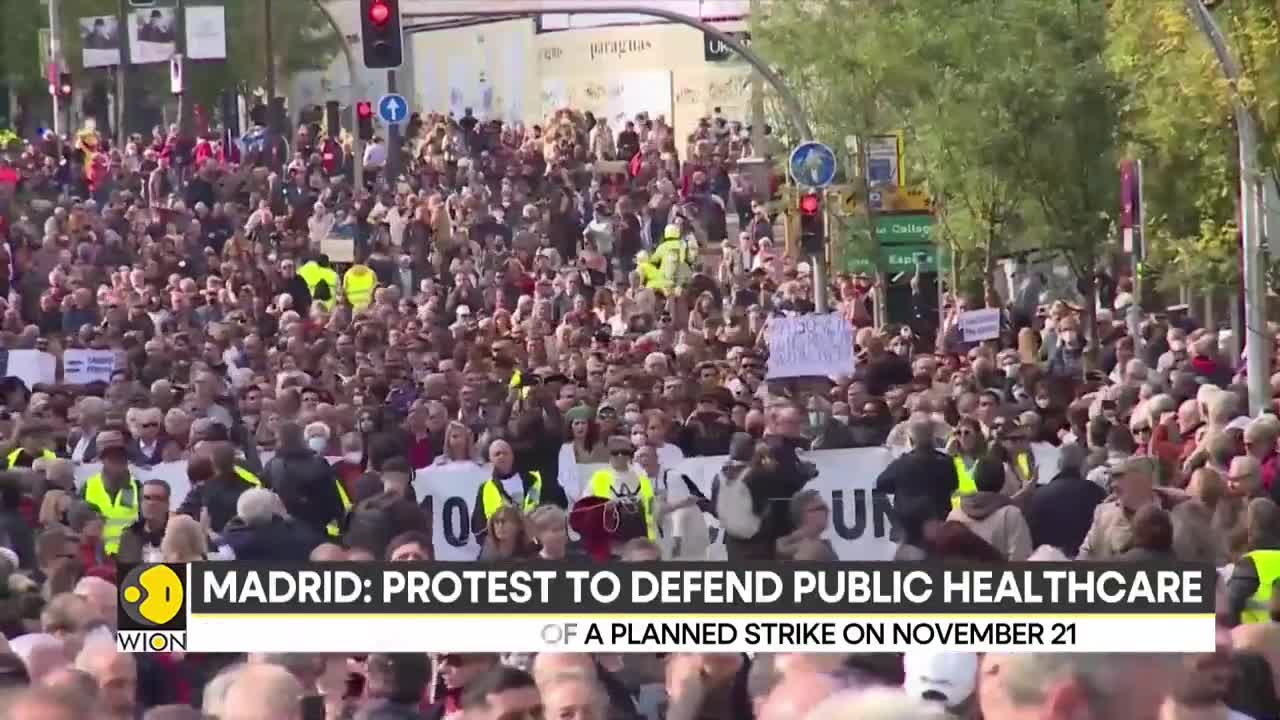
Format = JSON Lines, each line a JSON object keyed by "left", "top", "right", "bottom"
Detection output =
{"left": 624, "top": 411, "right": 642, "bottom": 425}
{"left": 808, "top": 411, "right": 822, "bottom": 427}
{"left": 343, "top": 451, "right": 362, "bottom": 464}
{"left": 1004, "top": 365, "right": 1018, "bottom": 378}
{"left": 307, "top": 437, "right": 327, "bottom": 453}
{"left": 1036, "top": 398, "right": 1051, "bottom": 409}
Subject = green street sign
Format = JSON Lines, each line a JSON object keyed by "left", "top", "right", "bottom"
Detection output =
{"left": 874, "top": 214, "right": 935, "bottom": 245}
{"left": 882, "top": 243, "right": 948, "bottom": 272}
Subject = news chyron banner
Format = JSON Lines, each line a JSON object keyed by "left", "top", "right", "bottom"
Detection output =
{"left": 117, "top": 562, "right": 1216, "bottom": 654}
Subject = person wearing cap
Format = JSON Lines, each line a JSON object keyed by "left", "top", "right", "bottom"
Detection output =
{"left": 470, "top": 440, "right": 548, "bottom": 541}
{"left": 6, "top": 423, "right": 56, "bottom": 469}
{"left": 583, "top": 436, "right": 656, "bottom": 544}
{"left": 1078, "top": 456, "right": 1167, "bottom": 561}
{"left": 343, "top": 251, "right": 378, "bottom": 312}
{"left": 903, "top": 650, "right": 978, "bottom": 716}
{"left": 79, "top": 430, "right": 138, "bottom": 556}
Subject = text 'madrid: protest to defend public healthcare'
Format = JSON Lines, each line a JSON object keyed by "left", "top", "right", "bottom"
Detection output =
{"left": 188, "top": 563, "right": 1215, "bottom": 615}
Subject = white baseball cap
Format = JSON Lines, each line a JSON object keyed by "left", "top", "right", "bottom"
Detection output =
{"left": 903, "top": 651, "right": 978, "bottom": 707}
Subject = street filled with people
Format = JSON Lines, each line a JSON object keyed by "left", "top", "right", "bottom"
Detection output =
{"left": 0, "top": 103, "right": 1272, "bottom": 720}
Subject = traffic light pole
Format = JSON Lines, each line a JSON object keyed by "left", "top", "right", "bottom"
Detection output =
{"left": 48, "top": 0, "right": 64, "bottom": 145}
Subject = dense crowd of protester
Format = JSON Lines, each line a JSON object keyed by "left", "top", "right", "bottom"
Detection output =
{"left": 0, "top": 99, "right": 1275, "bottom": 720}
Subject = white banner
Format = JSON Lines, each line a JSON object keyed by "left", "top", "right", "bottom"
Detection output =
{"left": 5, "top": 350, "right": 57, "bottom": 388}
{"left": 63, "top": 349, "right": 116, "bottom": 385}
{"left": 960, "top": 308, "right": 1001, "bottom": 343}
{"left": 765, "top": 314, "right": 856, "bottom": 379}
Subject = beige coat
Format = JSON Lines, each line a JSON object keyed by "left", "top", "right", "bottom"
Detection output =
{"left": 948, "top": 492, "right": 1033, "bottom": 561}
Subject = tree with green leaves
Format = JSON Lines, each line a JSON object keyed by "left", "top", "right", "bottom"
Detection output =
{"left": 1105, "top": 0, "right": 1280, "bottom": 297}
{"left": 755, "top": 0, "right": 1123, "bottom": 322}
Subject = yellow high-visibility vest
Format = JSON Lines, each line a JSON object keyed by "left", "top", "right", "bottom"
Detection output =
{"left": 298, "top": 261, "right": 339, "bottom": 311}
{"left": 480, "top": 471, "right": 543, "bottom": 521}
{"left": 326, "top": 481, "right": 353, "bottom": 537}
{"left": 343, "top": 265, "right": 376, "bottom": 311}
{"left": 951, "top": 456, "right": 978, "bottom": 510}
{"left": 6, "top": 448, "right": 55, "bottom": 469}
{"left": 1016, "top": 452, "right": 1032, "bottom": 483}
{"left": 234, "top": 465, "right": 262, "bottom": 487}
{"left": 588, "top": 468, "right": 656, "bottom": 541}
{"left": 1242, "top": 549, "right": 1280, "bottom": 624}
{"left": 83, "top": 473, "right": 140, "bottom": 556}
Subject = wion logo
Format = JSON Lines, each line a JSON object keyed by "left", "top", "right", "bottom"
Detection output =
{"left": 116, "top": 564, "right": 187, "bottom": 653}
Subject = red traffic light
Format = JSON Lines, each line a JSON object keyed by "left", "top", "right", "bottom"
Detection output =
{"left": 799, "top": 193, "right": 821, "bottom": 215}
{"left": 369, "top": 0, "right": 390, "bottom": 26}
{"left": 356, "top": 101, "right": 373, "bottom": 118}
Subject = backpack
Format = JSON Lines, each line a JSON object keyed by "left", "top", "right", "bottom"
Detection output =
{"left": 716, "top": 463, "right": 761, "bottom": 540}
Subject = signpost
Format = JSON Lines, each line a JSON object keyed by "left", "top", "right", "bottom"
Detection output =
{"left": 377, "top": 93, "right": 407, "bottom": 125}
{"left": 789, "top": 141, "right": 837, "bottom": 189}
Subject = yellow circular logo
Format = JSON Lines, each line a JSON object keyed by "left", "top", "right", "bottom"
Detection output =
{"left": 120, "top": 565, "right": 184, "bottom": 627}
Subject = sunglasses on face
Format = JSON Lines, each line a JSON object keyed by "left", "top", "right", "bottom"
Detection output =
{"left": 613, "top": 450, "right": 634, "bottom": 458}
{"left": 142, "top": 494, "right": 167, "bottom": 502}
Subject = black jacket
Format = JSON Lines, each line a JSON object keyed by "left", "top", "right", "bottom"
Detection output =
{"left": 1024, "top": 470, "right": 1106, "bottom": 556}
{"left": 222, "top": 515, "right": 325, "bottom": 562}
{"left": 0, "top": 509, "right": 33, "bottom": 569}
{"left": 874, "top": 447, "right": 958, "bottom": 523}
{"left": 177, "top": 472, "right": 257, "bottom": 533}
{"left": 116, "top": 516, "right": 167, "bottom": 565}
{"left": 264, "top": 447, "right": 345, "bottom": 536}
{"left": 760, "top": 436, "right": 818, "bottom": 541}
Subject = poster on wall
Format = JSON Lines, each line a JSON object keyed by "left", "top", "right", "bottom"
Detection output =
{"left": 129, "top": 7, "right": 176, "bottom": 64}
{"left": 80, "top": 16, "right": 121, "bottom": 68}
{"left": 185, "top": 5, "right": 227, "bottom": 60}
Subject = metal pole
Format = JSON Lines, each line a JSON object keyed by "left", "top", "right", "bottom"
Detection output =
{"left": 1185, "top": 0, "right": 1270, "bottom": 414}
{"left": 264, "top": 0, "right": 275, "bottom": 102}
{"left": 48, "top": 0, "right": 63, "bottom": 143}
{"left": 115, "top": 0, "right": 131, "bottom": 148}
{"left": 174, "top": 0, "right": 189, "bottom": 139}
{"left": 309, "top": 0, "right": 362, "bottom": 190}
{"left": 748, "top": 0, "right": 767, "bottom": 205}
{"left": 386, "top": 70, "right": 400, "bottom": 184}
{"left": 264, "top": 0, "right": 277, "bottom": 170}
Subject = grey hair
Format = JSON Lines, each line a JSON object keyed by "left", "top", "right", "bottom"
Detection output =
{"left": 995, "top": 654, "right": 1177, "bottom": 715}
{"left": 527, "top": 505, "right": 568, "bottom": 535}
{"left": 803, "top": 687, "right": 949, "bottom": 720}
{"left": 202, "top": 663, "right": 248, "bottom": 718}
{"left": 538, "top": 670, "right": 608, "bottom": 717}
{"left": 908, "top": 419, "right": 935, "bottom": 450}
{"left": 237, "top": 488, "right": 282, "bottom": 526}
{"left": 304, "top": 421, "right": 331, "bottom": 441}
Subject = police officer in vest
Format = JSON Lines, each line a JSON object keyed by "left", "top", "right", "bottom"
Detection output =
{"left": 80, "top": 430, "right": 138, "bottom": 556}
{"left": 470, "top": 439, "right": 547, "bottom": 541}
{"left": 7, "top": 422, "right": 56, "bottom": 469}
{"left": 585, "top": 436, "right": 658, "bottom": 545}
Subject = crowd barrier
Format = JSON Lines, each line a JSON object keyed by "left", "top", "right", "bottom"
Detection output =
{"left": 68, "top": 442, "right": 1064, "bottom": 561}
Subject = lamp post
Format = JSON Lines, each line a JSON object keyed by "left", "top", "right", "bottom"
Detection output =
{"left": 1183, "top": 0, "right": 1270, "bottom": 415}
